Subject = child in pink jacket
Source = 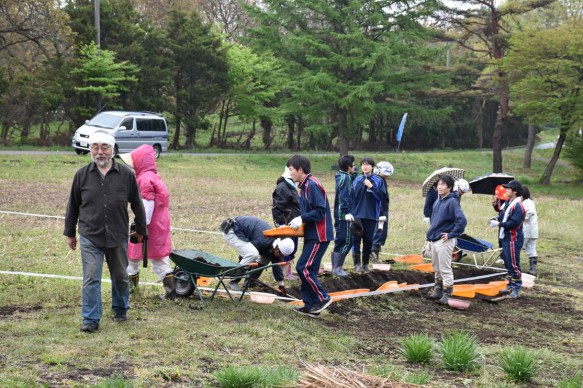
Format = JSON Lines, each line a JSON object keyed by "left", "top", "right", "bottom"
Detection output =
{"left": 120, "top": 145, "right": 175, "bottom": 299}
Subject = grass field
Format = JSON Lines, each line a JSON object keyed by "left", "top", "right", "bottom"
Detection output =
{"left": 0, "top": 148, "right": 581, "bottom": 386}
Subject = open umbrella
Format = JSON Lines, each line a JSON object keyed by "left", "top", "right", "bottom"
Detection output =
{"left": 421, "top": 167, "right": 465, "bottom": 197}
{"left": 468, "top": 173, "right": 514, "bottom": 195}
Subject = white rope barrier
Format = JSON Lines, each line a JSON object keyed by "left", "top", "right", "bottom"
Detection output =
{"left": 0, "top": 209, "right": 410, "bottom": 257}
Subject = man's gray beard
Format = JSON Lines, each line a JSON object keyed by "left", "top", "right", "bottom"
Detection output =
{"left": 92, "top": 155, "right": 113, "bottom": 168}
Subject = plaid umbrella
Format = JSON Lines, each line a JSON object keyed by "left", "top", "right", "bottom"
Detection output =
{"left": 421, "top": 167, "right": 465, "bottom": 197}
{"left": 469, "top": 173, "right": 514, "bottom": 195}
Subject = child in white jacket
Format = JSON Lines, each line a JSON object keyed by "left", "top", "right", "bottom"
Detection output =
{"left": 522, "top": 186, "right": 538, "bottom": 275}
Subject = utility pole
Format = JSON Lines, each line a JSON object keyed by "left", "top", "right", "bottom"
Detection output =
{"left": 94, "top": 0, "right": 102, "bottom": 112}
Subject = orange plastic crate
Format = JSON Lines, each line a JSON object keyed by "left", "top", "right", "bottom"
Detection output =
{"left": 474, "top": 284, "right": 500, "bottom": 297}
{"left": 411, "top": 263, "right": 434, "bottom": 272}
{"left": 452, "top": 284, "right": 476, "bottom": 299}
{"left": 394, "top": 254, "right": 423, "bottom": 264}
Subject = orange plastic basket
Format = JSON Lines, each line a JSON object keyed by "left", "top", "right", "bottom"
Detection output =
{"left": 474, "top": 284, "right": 500, "bottom": 297}
{"left": 376, "top": 281, "right": 399, "bottom": 292}
{"left": 263, "top": 224, "right": 305, "bottom": 238}
{"left": 411, "top": 263, "right": 434, "bottom": 273}
{"left": 394, "top": 254, "right": 423, "bottom": 264}
{"left": 196, "top": 277, "right": 213, "bottom": 287}
{"left": 488, "top": 280, "right": 509, "bottom": 292}
{"left": 329, "top": 288, "right": 370, "bottom": 301}
{"left": 452, "top": 284, "right": 476, "bottom": 299}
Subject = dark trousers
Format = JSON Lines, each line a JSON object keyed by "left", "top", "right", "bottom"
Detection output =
{"left": 333, "top": 220, "right": 352, "bottom": 256}
{"left": 296, "top": 241, "right": 330, "bottom": 310}
{"left": 352, "top": 219, "right": 376, "bottom": 256}
{"left": 372, "top": 221, "right": 387, "bottom": 249}
{"left": 502, "top": 234, "right": 523, "bottom": 286}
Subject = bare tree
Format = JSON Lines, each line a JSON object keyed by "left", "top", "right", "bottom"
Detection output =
{"left": 433, "top": 0, "right": 555, "bottom": 173}
{"left": 197, "top": 0, "right": 253, "bottom": 41}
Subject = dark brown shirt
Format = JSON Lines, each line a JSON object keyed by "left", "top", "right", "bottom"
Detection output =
{"left": 64, "top": 159, "right": 147, "bottom": 248}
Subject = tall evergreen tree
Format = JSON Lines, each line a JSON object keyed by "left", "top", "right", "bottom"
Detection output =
{"left": 504, "top": 22, "right": 583, "bottom": 184}
{"left": 167, "top": 10, "right": 228, "bottom": 149}
{"left": 245, "top": 0, "right": 440, "bottom": 155}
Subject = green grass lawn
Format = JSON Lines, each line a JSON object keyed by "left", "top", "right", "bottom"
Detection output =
{"left": 0, "top": 148, "right": 581, "bottom": 386}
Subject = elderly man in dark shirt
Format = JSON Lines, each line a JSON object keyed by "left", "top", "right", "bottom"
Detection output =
{"left": 64, "top": 130, "right": 147, "bottom": 333}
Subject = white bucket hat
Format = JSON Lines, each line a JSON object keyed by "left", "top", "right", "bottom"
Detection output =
{"left": 273, "top": 238, "right": 295, "bottom": 256}
{"left": 455, "top": 178, "right": 470, "bottom": 193}
{"left": 88, "top": 131, "right": 115, "bottom": 148}
{"left": 374, "top": 161, "right": 394, "bottom": 177}
{"left": 119, "top": 153, "right": 134, "bottom": 168}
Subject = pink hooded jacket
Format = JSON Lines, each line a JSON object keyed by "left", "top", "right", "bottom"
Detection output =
{"left": 127, "top": 145, "right": 172, "bottom": 260}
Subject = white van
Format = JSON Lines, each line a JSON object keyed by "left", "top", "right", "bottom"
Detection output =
{"left": 72, "top": 111, "right": 169, "bottom": 158}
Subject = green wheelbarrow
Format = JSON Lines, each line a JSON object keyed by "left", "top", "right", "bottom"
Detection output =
{"left": 170, "top": 249, "right": 285, "bottom": 302}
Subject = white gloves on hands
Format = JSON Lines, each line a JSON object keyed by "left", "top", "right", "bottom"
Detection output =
{"left": 378, "top": 216, "right": 387, "bottom": 222}
{"left": 289, "top": 216, "right": 303, "bottom": 230}
{"left": 489, "top": 218, "right": 500, "bottom": 228}
{"left": 345, "top": 214, "right": 354, "bottom": 222}
{"left": 423, "top": 217, "right": 430, "bottom": 224}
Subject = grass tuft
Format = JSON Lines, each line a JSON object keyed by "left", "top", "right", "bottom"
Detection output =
{"left": 402, "top": 370, "right": 430, "bottom": 384}
{"left": 213, "top": 365, "right": 297, "bottom": 388}
{"left": 557, "top": 370, "right": 582, "bottom": 388}
{"left": 400, "top": 333, "right": 434, "bottom": 364}
{"left": 438, "top": 330, "right": 479, "bottom": 372}
{"left": 92, "top": 375, "right": 132, "bottom": 388}
{"left": 499, "top": 345, "right": 540, "bottom": 383}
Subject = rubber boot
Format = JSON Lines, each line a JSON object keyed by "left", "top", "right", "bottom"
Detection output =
{"left": 362, "top": 255, "right": 371, "bottom": 273}
{"left": 371, "top": 245, "right": 381, "bottom": 263}
{"left": 500, "top": 277, "right": 514, "bottom": 295}
{"left": 509, "top": 285, "right": 520, "bottom": 299}
{"left": 159, "top": 273, "right": 177, "bottom": 300}
{"left": 129, "top": 273, "right": 139, "bottom": 293}
{"left": 427, "top": 280, "right": 443, "bottom": 300}
{"left": 437, "top": 286, "right": 453, "bottom": 305}
{"left": 331, "top": 252, "right": 349, "bottom": 278}
{"left": 529, "top": 257, "right": 537, "bottom": 276}
{"left": 353, "top": 253, "right": 363, "bottom": 273}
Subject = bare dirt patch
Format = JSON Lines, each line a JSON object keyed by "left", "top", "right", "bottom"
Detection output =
{"left": 0, "top": 305, "right": 42, "bottom": 319}
{"left": 283, "top": 267, "right": 583, "bottom": 358}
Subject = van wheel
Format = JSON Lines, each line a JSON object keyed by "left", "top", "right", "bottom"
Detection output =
{"left": 75, "top": 149, "right": 87, "bottom": 155}
{"left": 114, "top": 145, "right": 119, "bottom": 157}
{"left": 153, "top": 144, "right": 162, "bottom": 158}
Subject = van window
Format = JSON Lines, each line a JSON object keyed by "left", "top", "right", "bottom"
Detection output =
{"left": 88, "top": 113, "right": 122, "bottom": 129}
{"left": 136, "top": 118, "right": 166, "bottom": 132}
{"left": 120, "top": 118, "right": 133, "bottom": 130}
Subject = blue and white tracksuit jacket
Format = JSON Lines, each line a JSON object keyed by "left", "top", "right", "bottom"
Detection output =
{"left": 351, "top": 173, "right": 389, "bottom": 256}
{"left": 333, "top": 170, "right": 353, "bottom": 255}
{"left": 372, "top": 176, "right": 389, "bottom": 249}
{"left": 496, "top": 199, "right": 525, "bottom": 287}
{"left": 296, "top": 174, "right": 333, "bottom": 309}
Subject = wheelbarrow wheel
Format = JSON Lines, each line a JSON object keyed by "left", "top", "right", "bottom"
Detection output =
{"left": 174, "top": 270, "right": 195, "bottom": 298}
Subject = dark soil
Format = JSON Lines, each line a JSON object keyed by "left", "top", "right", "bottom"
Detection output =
{"left": 286, "top": 266, "right": 583, "bottom": 358}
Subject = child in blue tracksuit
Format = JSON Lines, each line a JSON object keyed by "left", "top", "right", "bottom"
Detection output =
{"left": 490, "top": 180, "right": 525, "bottom": 298}
{"left": 331, "top": 154, "right": 355, "bottom": 277}
{"left": 287, "top": 155, "right": 334, "bottom": 318}
{"left": 351, "top": 157, "right": 389, "bottom": 272}
{"left": 426, "top": 175, "right": 467, "bottom": 304}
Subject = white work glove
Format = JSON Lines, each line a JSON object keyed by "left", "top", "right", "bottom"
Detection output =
{"left": 344, "top": 214, "right": 354, "bottom": 222}
{"left": 423, "top": 217, "right": 430, "bottom": 224}
{"left": 489, "top": 218, "right": 500, "bottom": 228}
{"left": 377, "top": 216, "right": 387, "bottom": 230}
{"left": 289, "top": 216, "right": 303, "bottom": 230}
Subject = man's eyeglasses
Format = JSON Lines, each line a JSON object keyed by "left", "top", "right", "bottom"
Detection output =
{"left": 90, "top": 144, "right": 112, "bottom": 151}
